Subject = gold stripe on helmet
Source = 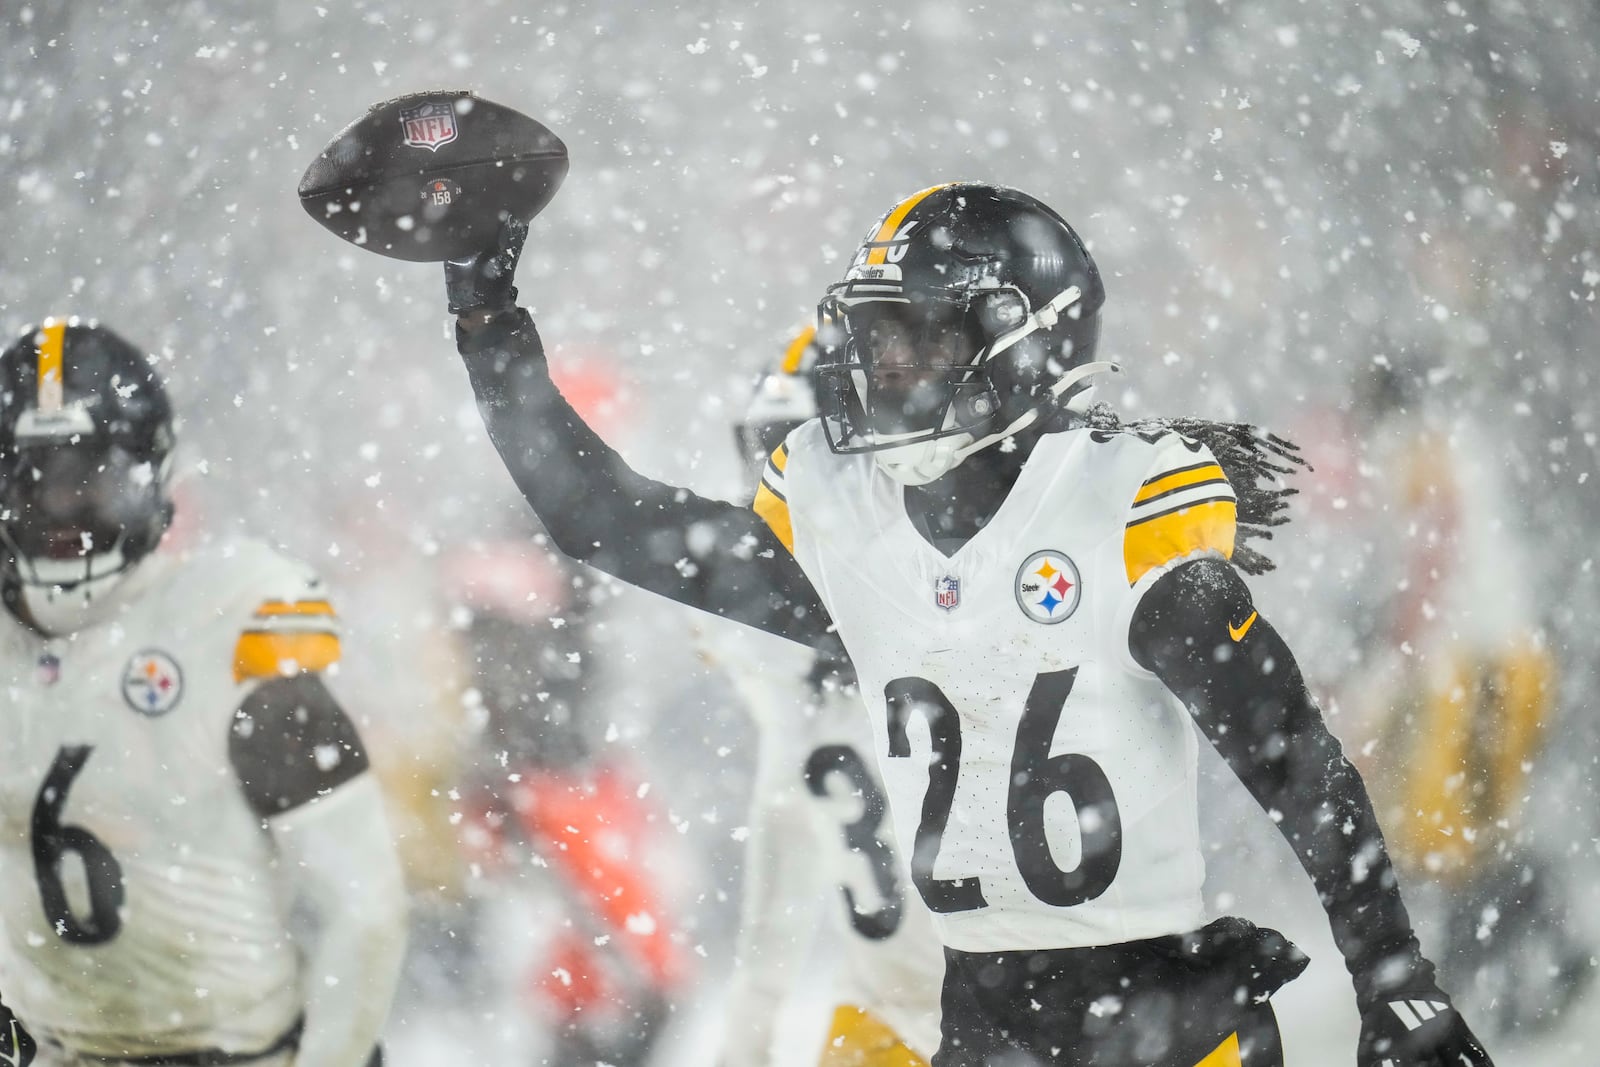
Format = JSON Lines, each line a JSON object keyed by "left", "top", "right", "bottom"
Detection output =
{"left": 780, "top": 325, "right": 816, "bottom": 375}
{"left": 865, "top": 184, "right": 952, "bottom": 265}
{"left": 36, "top": 319, "right": 67, "bottom": 413}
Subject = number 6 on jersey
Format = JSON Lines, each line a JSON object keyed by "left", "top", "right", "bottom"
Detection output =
{"left": 32, "top": 745, "right": 125, "bottom": 945}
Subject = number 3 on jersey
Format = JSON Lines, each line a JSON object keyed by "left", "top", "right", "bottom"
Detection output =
{"left": 803, "top": 744, "right": 904, "bottom": 940}
{"left": 32, "top": 745, "right": 125, "bottom": 945}
{"left": 886, "top": 669, "right": 1123, "bottom": 914}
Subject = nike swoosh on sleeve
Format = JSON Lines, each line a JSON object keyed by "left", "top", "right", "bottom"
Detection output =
{"left": 1228, "top": 611, "right": 1258, "bottom": 642}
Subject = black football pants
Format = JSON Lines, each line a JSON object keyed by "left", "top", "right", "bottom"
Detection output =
{"left": 931, "top": 919, "right": 1303, "bottom": 1067}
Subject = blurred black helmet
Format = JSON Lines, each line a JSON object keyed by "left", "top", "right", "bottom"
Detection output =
{"left": 815, "top": 183, "right": 1109, "bottom": 484}
{"left": 0, "top": 319, "right": 175, "bottom": 627}
{"left": 733, "top": 325, "right": 823, "bottom": 482}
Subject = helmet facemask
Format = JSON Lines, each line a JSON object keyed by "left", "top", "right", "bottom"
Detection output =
{"left": 0, "top": 434, "right": 173, "bottom": 627}
{"left": 816, "top": 287, "right": 1010, "bottom": 440}
{"left": 816, "top": 281, "right": 1104, "bottom": 485}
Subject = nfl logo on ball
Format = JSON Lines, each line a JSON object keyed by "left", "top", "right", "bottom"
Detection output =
{"left": 398, "top": 100, "right": 458, "bottom": 151}
{"left": 935, "top": 575, "right": 961, "bottom": 612}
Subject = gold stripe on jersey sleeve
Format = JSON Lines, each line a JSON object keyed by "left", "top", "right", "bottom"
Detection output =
{"left": 1193, "top": 1032, "right": 1242, "bottom": 1067}
{"left": 753, "top": 482, "right": 795, "bottom": 555}
{"left": 233, "top": 630, "right": 342, "bottom": 682}
{"left": 865, "top": 184, "right": 952, "bottom": 265}
{"left": 1133, "top": 462, "right": 1226, "bottom": 505}
{"left": 37, "top": 319, "right": 67, "bottom": 413}
{"left": 253, "top": 598, "right": 336, "bottom": 619}
{"left": 1124, "top": 499, "right": 1237, "bottom": 585}
{"left": 770, "top": 442, "right": 789, "bottom": 474}
{"left": 780, "top": 326, "right": 816, "bottom": 375}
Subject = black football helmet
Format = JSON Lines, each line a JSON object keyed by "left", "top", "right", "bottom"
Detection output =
{"left": 0, "top": 319, "right": 175, "bottom": 630}
{"left": 732, "top": 325, "right": 823, "bottom": 482}
{"left": 815, "top": 183, "right": 1110, "bottom": 484}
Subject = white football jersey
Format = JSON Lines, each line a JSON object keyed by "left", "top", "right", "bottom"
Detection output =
{"left": 0, "top": 538, "right": 342, "bottom": 1058}
{"left": 721, "top": 637, "right": 944, "bottom": 1060}
{"left": 792, "top": 688, "right": 945, "bottom": 1057}
{"left": 754, "top": 421, "right": 1238, "bottom": 953}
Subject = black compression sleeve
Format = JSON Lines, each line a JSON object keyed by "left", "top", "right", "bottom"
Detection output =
{"left": 229, "top": 674, "right": 371, "bottom": 818}
{"left": 1128, "top": 557, "right": 1432, "bottom": 1007}
{"left": 457, "top": 308, "right": 833, "bottom": 647}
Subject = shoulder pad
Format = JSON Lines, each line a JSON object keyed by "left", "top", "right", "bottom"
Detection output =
{"left": 231, "top": 550, "right": 342, "bottom": 683}
{"left": 1122, "top": 434, "right": 1237, "bottom": 585}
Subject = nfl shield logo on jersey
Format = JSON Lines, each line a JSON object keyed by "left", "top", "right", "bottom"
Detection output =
{"left": 934, "top": 575, "right": 961, "bottom": 612}
{"left": 122, "top": 650, "right": 184, "bottom": 716}
{"left": 398, "top": 99, "right": 459, "bottom": 151}
{"left": 1014, "top": 550, "right": 1082, "bottom": 624}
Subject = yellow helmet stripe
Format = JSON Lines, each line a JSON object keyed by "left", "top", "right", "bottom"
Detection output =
{"left": 864, "top": 183, "right": 952, "bottom": 265}
{"left": 36, "top": 319, "right": 66, "bottom": 413}
{"left": 780, "top": 325, "right": 816, "bottom": 376}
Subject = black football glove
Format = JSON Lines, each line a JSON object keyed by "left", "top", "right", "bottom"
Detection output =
{"left": 443, "top": 216, "right": 528, "bottom": 315}
{"left": 1357, "top": 990, "right": 1492, "bottom": 1067}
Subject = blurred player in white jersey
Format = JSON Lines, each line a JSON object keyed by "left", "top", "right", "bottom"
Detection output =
{"left": 0, "top": 320, "right": 406, "bottom": 1066}
{"left": 719, "top": 331, "right": 942, "bottom": 1067}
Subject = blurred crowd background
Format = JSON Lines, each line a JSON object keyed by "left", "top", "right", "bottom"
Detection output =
{"left": 2, "top": 2, "right": 1597, "bottom": 1064}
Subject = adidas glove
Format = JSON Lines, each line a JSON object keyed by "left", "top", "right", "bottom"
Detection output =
{"left": 1357, "top": 990, "right": 1493, "bottom": 1067}
{"left": 444, "top": 216, "right": 528, "bottom": 316}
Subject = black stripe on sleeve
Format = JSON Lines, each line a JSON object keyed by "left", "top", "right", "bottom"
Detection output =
{"left": 1126, "top": 493, "right": 1237, "bottom": 528}
{"left": 1139, "top": 460, "right": 1216, "bottom": 486}
{"left": 1130, "top": 476, "right": 1231, "bottom": 508}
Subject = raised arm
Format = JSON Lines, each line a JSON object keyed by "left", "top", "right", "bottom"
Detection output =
{"left": 445, "top": 221, "right": 833, "bottom": 649}
{"left": 1130, "top": 557, "right": 1492, "bottom": 1067}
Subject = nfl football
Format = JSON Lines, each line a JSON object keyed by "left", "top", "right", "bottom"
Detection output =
{"left": 297, "top": 90, "right": 568, "bottom": 262}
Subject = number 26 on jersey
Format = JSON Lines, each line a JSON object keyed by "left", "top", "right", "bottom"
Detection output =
{"left": 886, "top": 668, "right": 1123, "bottom": 914}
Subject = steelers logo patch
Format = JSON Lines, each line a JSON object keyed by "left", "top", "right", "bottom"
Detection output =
{"left": 122, "top": 650, "right": 184, "bottom": 716}
{"left": 1014, "top": 550, "right": 1081, "bottom": 625}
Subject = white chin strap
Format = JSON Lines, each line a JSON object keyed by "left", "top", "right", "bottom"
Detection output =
{"left": 873, "top": 360, "right": 1121, "bottom": 486}
{"left": 870, "top": 285, "right": 1117, "bottom": 486}
{"left": 952, "top": 359, "right": 1122, "bottom": 463}
{"left": 873, "top": 434, "right": 974, "bottom": 487}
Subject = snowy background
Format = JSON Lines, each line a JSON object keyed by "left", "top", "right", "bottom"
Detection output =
{"left": 3, "top": 1, "right": 1598, "bottom": 1064}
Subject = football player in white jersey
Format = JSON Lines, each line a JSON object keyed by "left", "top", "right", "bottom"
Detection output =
{"left": 718, "top": 331, "right": 943, "bottom": 1067}
{"left": 0, "top": 320, "right": 406, "bottom": 1067}
{"left": 425, "top": 183, "right": 1495, "bottom": 1066}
